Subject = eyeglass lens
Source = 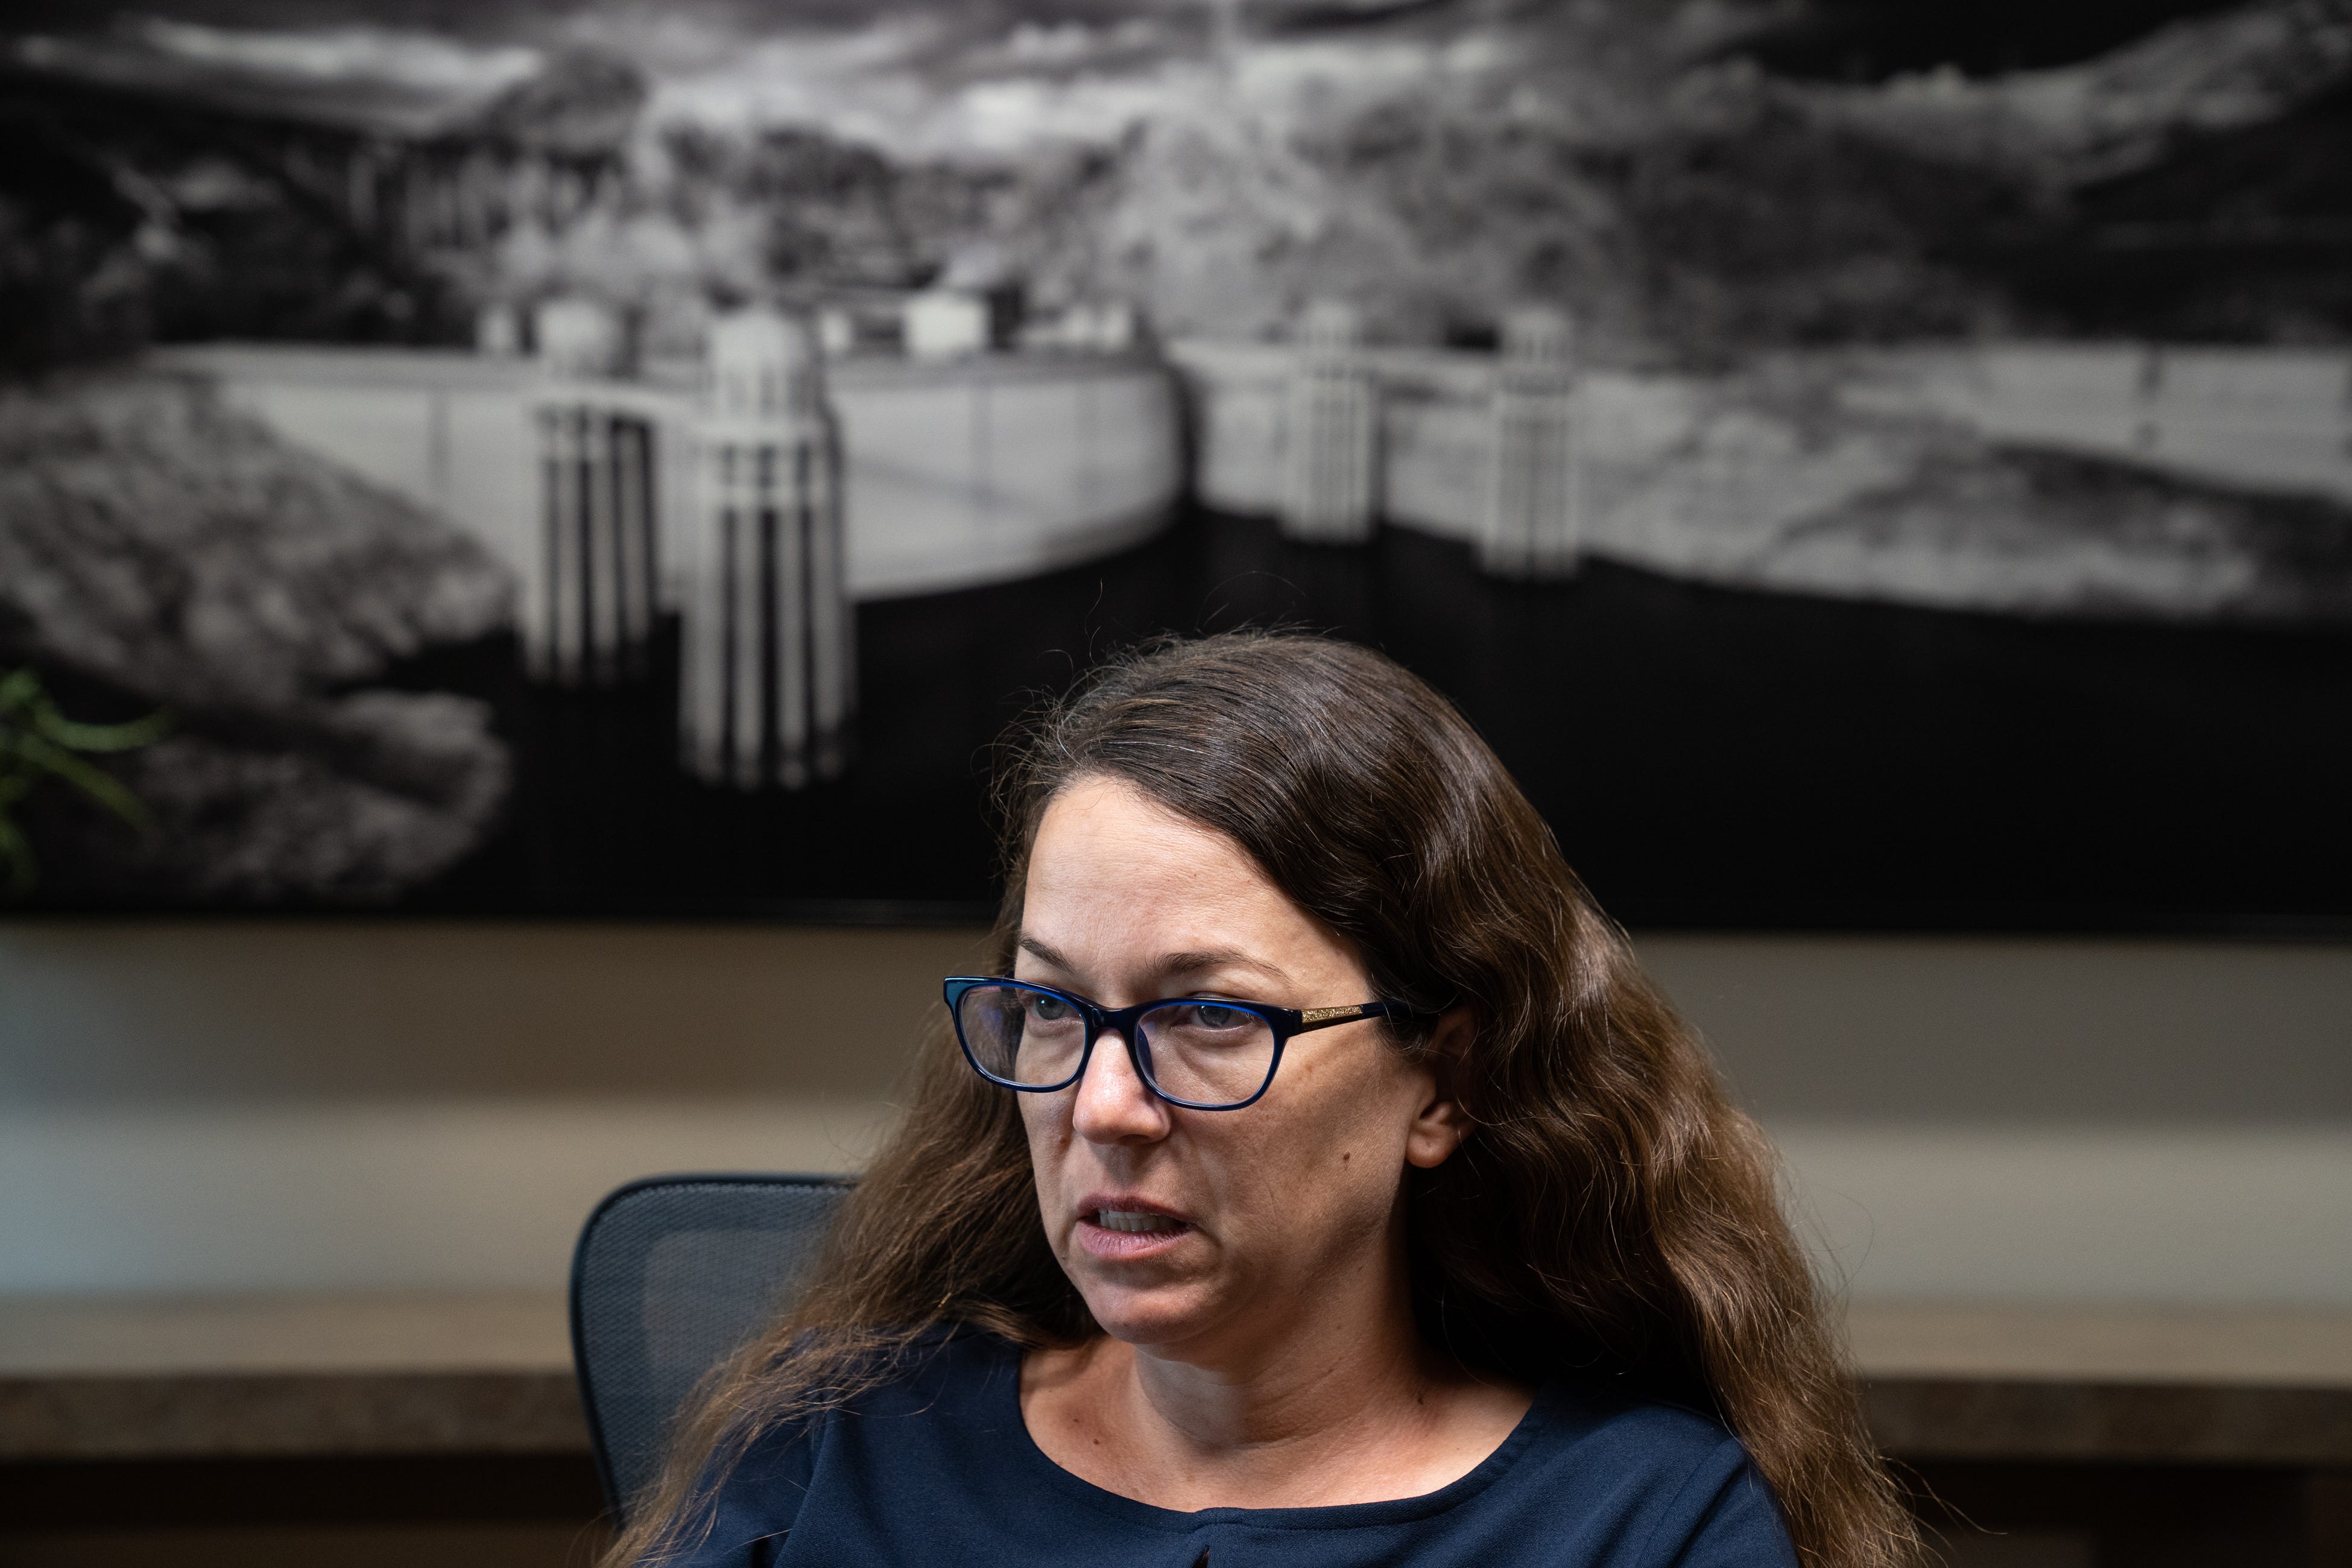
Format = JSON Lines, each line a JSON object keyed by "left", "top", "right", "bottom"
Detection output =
{"left": 956, "top": 984, "right": 1278, "bottom": 1106}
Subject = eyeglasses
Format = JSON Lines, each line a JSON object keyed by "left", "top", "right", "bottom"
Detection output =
{"left": 944, "top": 976, "right": 1405, "bottom": 1111}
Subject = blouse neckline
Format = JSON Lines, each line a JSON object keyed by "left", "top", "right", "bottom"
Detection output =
{"left": 996, "top": 1340, "right": 1560, "bottom": 1535}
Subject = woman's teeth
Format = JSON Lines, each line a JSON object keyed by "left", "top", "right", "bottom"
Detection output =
{"left": 1093, "top": 1209, "right": 1180, "bottom": 1233}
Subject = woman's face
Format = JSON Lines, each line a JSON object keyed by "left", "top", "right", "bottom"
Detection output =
{"left": 1014, "top": 774, "right": 1468, "bottom": 1361}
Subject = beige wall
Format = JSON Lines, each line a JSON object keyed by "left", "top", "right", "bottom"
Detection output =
{"left": 2, "top": 920, "right": 2347, "bottom": 1301}
{"left": 0, "top": 921, "right": 982, "bottom": 1104}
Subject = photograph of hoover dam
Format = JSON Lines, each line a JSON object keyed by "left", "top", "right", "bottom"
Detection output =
{"left": 4, "top": 0, "right": 2351, "bottom": 926}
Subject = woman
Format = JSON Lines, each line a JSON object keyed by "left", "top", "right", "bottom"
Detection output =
{"left": 615, "top": 631, "right": 1917, "bottom": 1567}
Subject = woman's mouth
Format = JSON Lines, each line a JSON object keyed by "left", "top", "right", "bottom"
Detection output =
{"left": 1075, "top": 1204, "right": 1193, "bottom": 1258}
{"left": 1092, "top": 1209, "right": 1182, "bottom": 1233}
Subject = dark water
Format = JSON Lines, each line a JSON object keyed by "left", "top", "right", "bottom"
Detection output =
{"left": 421, "top": 505, "right": 2352, "bottom": 933}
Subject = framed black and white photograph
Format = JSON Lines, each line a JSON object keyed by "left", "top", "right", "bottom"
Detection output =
{"left": 5, "top": 0, "right": 2349, "bottom": 928}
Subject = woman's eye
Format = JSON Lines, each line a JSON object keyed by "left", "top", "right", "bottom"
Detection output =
{"left": 1192, "top": 1004, "right": 1248, "bottom": 1030}
{"left": 1029, "top": 993, "right": 1073, "bottom": 1021}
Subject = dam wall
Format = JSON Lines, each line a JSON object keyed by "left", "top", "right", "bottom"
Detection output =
{"left": 1174, "top": 340, "right": 2352, "bottom": 543}
{"left": 1169, "top": 336, "right": 2352, "bottom": 618}
{"left": 149, "top": 343, "right": 1184, "bottom": 610}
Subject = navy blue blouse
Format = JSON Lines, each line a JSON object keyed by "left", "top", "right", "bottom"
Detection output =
{"left": 667, "top": 1333, "right": 1798, "bottom": 1567}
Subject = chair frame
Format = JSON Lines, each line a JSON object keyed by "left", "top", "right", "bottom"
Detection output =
{"left": 569, "top": 1170, "right": 855, "bottom": 1518}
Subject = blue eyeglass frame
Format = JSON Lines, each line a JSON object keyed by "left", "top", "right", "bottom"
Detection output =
{"left": 943, "top": 976, "right": 1405, "bottom": 1111}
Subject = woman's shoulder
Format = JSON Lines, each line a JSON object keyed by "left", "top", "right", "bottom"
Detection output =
{"left": 837, "top": 1322, "right": 1023, "bottom": 1412}
{"left": 1534, "top": 1374, "right": 1743, "bottom": 1461}
{"left": 717, "top": 1325, "right": 1027, "bottom": 1485}
{"left": 1501, "top": 1377, "right": 1796, "bottom": 1567}
{"left": 739, "top": 1323, "right": 1020, "bottom": 1446}
{"left": 656, "top": 1327, "right": 1022, "bottom": 1566}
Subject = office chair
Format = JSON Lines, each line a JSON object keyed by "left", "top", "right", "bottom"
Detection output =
{"left": 570, "top": 1172, "right": 855, "bottom": 1520}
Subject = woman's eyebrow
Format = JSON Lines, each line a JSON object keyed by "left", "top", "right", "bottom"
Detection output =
{"left": 1015, "top": 938, "right": 1294, "bottom": 987}
{"left": 1015, "top": 935, "right": 1076, "bottom": 972}
{"left": 1159, "top": 949, "right": 1293, "bottom": 984}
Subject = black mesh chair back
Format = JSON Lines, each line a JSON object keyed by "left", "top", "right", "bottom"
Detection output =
{"left": 571, "top": 1172, "right": 855, "bottom": 1520}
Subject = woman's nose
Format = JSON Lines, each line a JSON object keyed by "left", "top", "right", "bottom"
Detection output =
{"left": 1070, "top": 1029, "right": 1169, "bottom": 1142}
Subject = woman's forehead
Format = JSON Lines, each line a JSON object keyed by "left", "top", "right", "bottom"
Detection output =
{"left": 1036, "top": 774, "right": 1227, "bottom": 852}
{"left": 1028, "top": 779, "right": 1267, "bottom": 903}
{"left": 1022, "top": 782, "right": 1365, "bottom": 990}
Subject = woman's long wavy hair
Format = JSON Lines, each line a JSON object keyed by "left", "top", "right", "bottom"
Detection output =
{"left": 608, "top": 630, "right": 1919, "bottom": 1568}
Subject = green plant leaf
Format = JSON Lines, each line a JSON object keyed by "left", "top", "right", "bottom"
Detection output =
{"left": 37, "top": 706, "right": 176, "bottom": 753}
{"left": 3, "top": 730, "right": 156, "bottom": 832}
{"left": 0, "top": 667, "right": 168, "bottom": 895}
{"left": 0, "top": 811, "right": 35, "bottom": 896}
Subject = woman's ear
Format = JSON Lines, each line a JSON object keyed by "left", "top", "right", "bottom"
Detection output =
{"left": 1403, "top": 1005, "right": 1477, "bottom": 1169}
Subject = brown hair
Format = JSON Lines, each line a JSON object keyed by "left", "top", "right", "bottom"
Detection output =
{"left": 609, "top": 630, "right": 1918, "bottom": 1568}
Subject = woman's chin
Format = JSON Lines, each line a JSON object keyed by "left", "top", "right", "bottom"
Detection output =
{"left": 1079, "top": 1285, "right": 1225, "bottom": 1350}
